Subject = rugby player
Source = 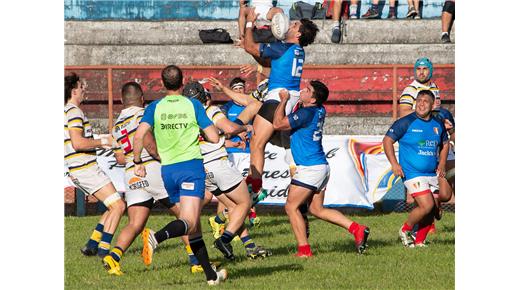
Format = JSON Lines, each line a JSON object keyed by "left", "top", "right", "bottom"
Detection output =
{"left": 64, "top": 72, "right": 126, "bottom": 258}
{"left": 383, "top": 90, "right": 449, "bottom": 247}
{"left": 183, "top": 81, "right": 271, "bottom": 260}
{"left": 133, "top": 65, "right": 227, "bottom": 285}
{"left": 101, "top": 82, "right": 210, "bottom": 275}
{"left": 242, "top": 8, "right": 318, "bottom": 211}
{"left": 398, "top": 57, "right": 442, "bottom": 118}
{"left": 273, "top": 81, "right": 370, "bottom": 257}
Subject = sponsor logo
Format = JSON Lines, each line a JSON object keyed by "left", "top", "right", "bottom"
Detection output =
{"left": 128, "top": 176, "right": 149, "bottom": 190}
{"left": 413, "top": 182, "right": 420, "bottom": 189}
{"left": 326, "top": 148, "right": 339, "bottom": 159}
{"left": 433, "top": 127, "right": 439, "bottom": 135}
{"left": 181, "top": 182, "right": 195, "bottom": 190}
{"left": 411, "top": 129, "right": 423, "bottom": 133}
{"left": 294, "top": 50, "right": 300, "bottom": 56}
{"left": 160, "top": 123, "right": 189, "bottom": 130}
{"left": 418, "top": 140, "right": 438, "bottom": 148}
{"left": 292, "top": 115, "right": 299, "bottom": 121}
{"left": 418, "top": 150, "right": 435, "bottom": 156}
{"left": 166, "top": 99, "right": 179, "bottom": 103}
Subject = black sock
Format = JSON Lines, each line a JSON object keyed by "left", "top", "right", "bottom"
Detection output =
{"left": 220, "top": 230, "right": 235, "bottom": 244}
{"left": 154, "top": 219, "right": 188, "bottom": 244}
{"left": 190, "top": 236, "right": 217, "bottom": 281}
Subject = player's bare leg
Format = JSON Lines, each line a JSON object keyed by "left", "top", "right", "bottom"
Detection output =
{"left": 400, "top": 192, "right": 435, "bottom": 247}
{"left": 308, "top": 189, "right": 370, "bottom": 253}
{"left": 248, "top": 115, "right": 274, "bottom": 192}
{"left": 285, "top": 185, "right": 315, "bottom": 256}
{"left": 92, "top": 183, "right": 126, "bottom": 257}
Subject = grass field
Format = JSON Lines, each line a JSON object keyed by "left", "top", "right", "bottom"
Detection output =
{"left": 65, "top": 212, "right": 454, "bottom": 289}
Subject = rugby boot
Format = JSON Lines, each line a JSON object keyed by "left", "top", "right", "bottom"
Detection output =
{"left": 191, "top": 261, "right": 221, "bottom": 274}
{"left": 80, "top": 246, "right": 98, "bottom": 256}
{"left": 354, "top": 225, "right": 370, "bottom": 254}
{"left": 246, "top": 245, "right": 272, "bottom": 259}
{"left": 208, "top": 216, "right": 225, "bottom": 239}
{"left": 207, "top": 269, "right": 228, "bottom": 286}
{"left": 362, "top": 8, "right": 379, "bottom": 19}
{"left": 399, "top": 227, "right": 415, "bottom": 248}
{"left": 141, "top": 228, "right": 158, "bottom": 266}
{"left": 102, "top": 255, "right": 123, "bottom": 276}
{"left": 214, "top": 238, "right": 235, "bottom": 260}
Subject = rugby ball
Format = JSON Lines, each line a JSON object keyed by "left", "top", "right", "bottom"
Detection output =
{"left": 271, "top": 13, "right": 289, "bottom": 40}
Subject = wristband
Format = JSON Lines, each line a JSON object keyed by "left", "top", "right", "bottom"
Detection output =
{"left": 246, "top": 22, "right": 253, "bottom": 28}
{"left": 100, "top": 137, "right": 109, "bottom": 146}
{"left": 133, "top": 159, "right": 143, "bottom": 165}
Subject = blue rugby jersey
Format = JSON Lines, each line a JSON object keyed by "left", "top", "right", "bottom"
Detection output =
{"left": 287, "top": 106, "right": 327, "bottom": 166}
{"left": 385, "top": 113, "right": 448, "bottom": 180}
{"left": 221, "top": 101, "right": 251, "bottom": 154}
{"left": 259, "top": 42, "right": 304, "bottom": 92}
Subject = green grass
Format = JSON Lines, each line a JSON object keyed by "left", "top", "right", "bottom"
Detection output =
{"left": 65, "top": 212, "right": 454, "bottom": 290}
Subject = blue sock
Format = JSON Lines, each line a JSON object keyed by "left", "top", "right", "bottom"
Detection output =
{"left": 189, "top": 254, "right": 200, "bottom": 265}
{"left": 98, "top": 232, "right": 113, "bottom": 257}
{"left": 220, "top": 230, "right": 235, "bottom": 244}
{"left": 215, "top": 214, "right": 225, "bottom": 224}
{"left": 241, "top": 235, "right": 256, "bottom": 249}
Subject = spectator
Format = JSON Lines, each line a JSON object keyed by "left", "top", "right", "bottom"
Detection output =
{"left": 330, "top": 0, "right": 354, "bottom": 43}
{"left": 238, "top": 0, "right": 284, "bottom": 45}
{"left": 361, "top": 0, "right": 380, "bottom": 19}
{"left": 441, "top": 0, "right": 455, "bottom": 43}
{"left": 364, "top": 0, "right": 420, "bottom": 19}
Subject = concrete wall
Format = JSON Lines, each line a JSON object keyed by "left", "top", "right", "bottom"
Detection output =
{"left": 65, "top": 0, "right": 447, "bottom": 20}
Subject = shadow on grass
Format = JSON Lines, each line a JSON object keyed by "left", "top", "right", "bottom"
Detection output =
{"left": 441, "top": 224, "right": 455, "bottom": 233}
{"left": 231, "top": 263, "right": 304, "bottom": 278}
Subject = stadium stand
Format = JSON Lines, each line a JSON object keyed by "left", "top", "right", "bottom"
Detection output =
{"left": 64, "top": 0, "right": 455, "bottom": 214}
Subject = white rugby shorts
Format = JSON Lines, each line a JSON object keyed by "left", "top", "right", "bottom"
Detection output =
{"left": 125, "top": 161, "right": 169, "bottom": 207}
{"left": 228, "top": 152, "right": 250, "bottom": 178}
{"left": 265, "top": 88, "right": 300, "bottom": 115}
{"left": 291, "top": 164, "right": 330, "bottom": 192}
{"left": 403, "top": 176, "right": 439, "bottom": 198}
{"left": 205, "top": 158, "right": 244, "bottom": 194}
{"left": 69, "top": 163, "right": 112, "bottom": 195}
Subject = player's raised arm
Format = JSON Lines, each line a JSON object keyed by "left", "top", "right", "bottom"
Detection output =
{"left": 243, "top": 9, "right": 261, "bottom": 58}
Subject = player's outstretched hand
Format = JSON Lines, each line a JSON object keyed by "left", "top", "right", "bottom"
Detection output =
{"left": 240, "top": 64, "right": 256, "bottom": 77}
{"left": 208, "top": 77, "right": 223, "bottom": 91}
{"left": 134, "top": 164, "right": 147, "bottom": 177}
{"left": 279, "top": 89, "right": 290, "bottom": 102}
{"left": 391, "top": 164, "right": 404, "bottom": 178}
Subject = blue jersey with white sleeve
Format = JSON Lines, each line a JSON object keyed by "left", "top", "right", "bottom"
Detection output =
{"left": 221, "top": 101, "right": 250, "bottom": 154}
{"left": 259, "top": 42, "right": 304, "bottom": 91}
{"left": 288, "top": 106, "right": 327, "bottom": 166}
{"left": 385, "top": 113, "right": 448, "bottom": 180}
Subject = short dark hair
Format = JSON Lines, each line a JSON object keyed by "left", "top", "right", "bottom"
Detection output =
{"left": 161, "top": 65, "right": 183, "bottom": 90}
{"left": 417, "top": 89, "right": 435, "bottom": 101}
{"left": 298, "top": 18, "right": 319, "bottom": 47}
{"left": 310, "top": 80, "right": 329, "bottom": 106}
{"left": 229, "top": 77, "right": 246, "bottom": 88}
{"left": 64, "top": 72, "right": 80, "bottom": 104}
{"left": 121, "top": 81, "right": 143, "bottom": 105}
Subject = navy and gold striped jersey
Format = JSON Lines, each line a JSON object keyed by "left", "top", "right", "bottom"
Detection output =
{"left": 399, "top": 80, "right": 440, "bottom": 110}
{"left": 64, "top": 103, "right": 97, "bottom": 172}
{"left": 199, "top": 105, "right": 228, "bottom": 164}
{"left": 111, "top": 106, "right": 154, "bottom": 170}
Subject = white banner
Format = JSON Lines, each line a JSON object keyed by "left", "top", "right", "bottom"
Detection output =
{"left": 64, "top": 136, "right": 400, "bottom": 209}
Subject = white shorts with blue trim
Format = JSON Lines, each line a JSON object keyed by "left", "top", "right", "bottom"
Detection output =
{"left": 291, "top": 164, "right": 330, "bottom": 192}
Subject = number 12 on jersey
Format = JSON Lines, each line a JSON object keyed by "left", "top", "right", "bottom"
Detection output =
{"left": 292, "top": 58, "right": 303, "bottom": 77}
